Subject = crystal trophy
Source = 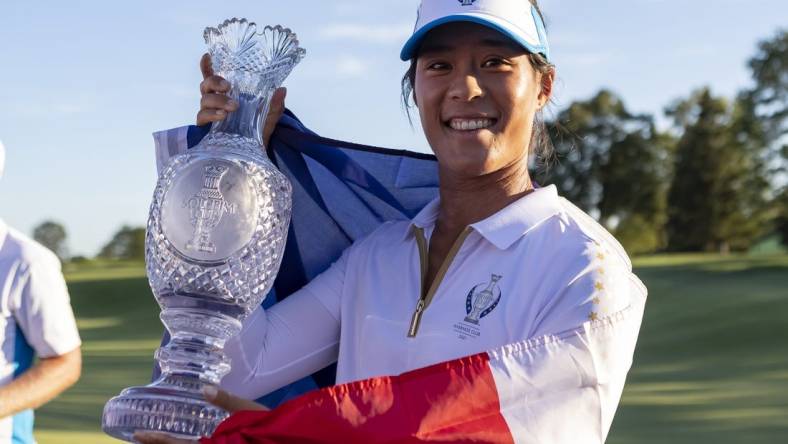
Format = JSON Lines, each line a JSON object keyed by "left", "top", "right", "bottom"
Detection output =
{"left": 101, "top": 18, "right": 305, "bottom": 441}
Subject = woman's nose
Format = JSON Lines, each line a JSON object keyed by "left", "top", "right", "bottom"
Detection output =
{"left": 449, "top": 71, "right": 484, "bottom": 102}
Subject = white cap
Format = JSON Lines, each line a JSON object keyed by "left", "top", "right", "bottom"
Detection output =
{"left": 401, "top": 0, "right": 550, "bottom": 62}
{"left": 0, "top": 139, "right": 5, "bottom": 179}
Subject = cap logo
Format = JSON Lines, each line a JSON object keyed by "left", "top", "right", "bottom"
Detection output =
{"left": 458, "top": 0, "right": 477, "bottom": 5}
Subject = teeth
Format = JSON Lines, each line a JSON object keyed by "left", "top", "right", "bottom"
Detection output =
{"left": 449, "top": 118, "right": 493, "bottom": 131}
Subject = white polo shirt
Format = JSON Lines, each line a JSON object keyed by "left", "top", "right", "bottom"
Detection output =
{"left": 0, "top": 220, "right": 81, "bottom": 444}
{"left": 220, "top": 185, "right": 646, "bottom": 399}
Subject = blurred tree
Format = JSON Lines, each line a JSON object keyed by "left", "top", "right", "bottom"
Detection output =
{"left": 32, "top": 221, "right": 68, "bottom": 260}
{"left": 776, "top": 186, "right": 788, "bottom": 246}
{"left": 542, "top": 90, "right": 622, "bottom": 213}
{"left": 69, "top": 255, "right": 90, "bottom": 264}
{"left": 666, "top": 88, "right": 770, "bottom": 252}
{"left": 747, "top": 29, "right": 787, "bottom": 153}
{"left": 98, "top": 226, "right": 145, "bottom": 260}
{"left": 599, "top": 127, "right": 674, "bottom": 254}
{"left": 730, "top": 91, "right": 775, "bottom": 246}
{"left": 541, "top": 90, "right": 672, "bottom": 254}
{"left": 746, "top": 30, "right": 787, "bottom": 246}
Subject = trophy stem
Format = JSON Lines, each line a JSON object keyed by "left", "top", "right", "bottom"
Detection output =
{"left": 101, "top": 299, "right": 242, "bottom": 441}
{"left": 156, "top": 293, "right": 244, "bottom": 385}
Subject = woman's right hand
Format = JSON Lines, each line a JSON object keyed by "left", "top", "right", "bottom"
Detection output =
{"left": 197, "top": 53, "right": 287, "bottom": 147}
{"left": 197, "top": 53, "right": 237, "bottom": 126}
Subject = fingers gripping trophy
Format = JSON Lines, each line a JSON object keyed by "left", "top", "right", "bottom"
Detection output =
{"left": 102, "top": 19, "right": 305, "bottom": 441}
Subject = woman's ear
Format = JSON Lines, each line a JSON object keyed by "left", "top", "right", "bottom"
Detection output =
{"left": 537, "top": 68, "right": 555, "bottom": 109}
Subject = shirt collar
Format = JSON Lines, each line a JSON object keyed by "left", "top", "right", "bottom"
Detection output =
{"left": 404, "top": 185, "right": 562, "bottom": 249}
{"left": 410, "top": 196, "right": 441, "bottom": 230}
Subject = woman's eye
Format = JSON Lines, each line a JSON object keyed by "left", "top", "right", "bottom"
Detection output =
{"left": 483, "top": 58, "right": 508, "bottom": 68}
{"left": 427, "top": 62, "right": 449, "bottom": 70}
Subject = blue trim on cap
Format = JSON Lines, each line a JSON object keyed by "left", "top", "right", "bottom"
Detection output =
{"left": 531, "top": 5, "right": 550, "bottom": 60}
{"left": 400, "top": 12, "right": 550, "bottom": 61}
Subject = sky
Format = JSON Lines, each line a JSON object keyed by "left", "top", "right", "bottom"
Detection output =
{"left": 0, "top": 0, "right": 785, "bottom": 256}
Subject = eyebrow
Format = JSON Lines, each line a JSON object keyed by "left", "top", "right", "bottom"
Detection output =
{"left": 418, "top": 38, "right": 519, "bottom": 56}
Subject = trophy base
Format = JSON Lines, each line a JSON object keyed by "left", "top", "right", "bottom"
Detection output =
{"left": 102, "top": 377, "right": 228, "bottom": 442}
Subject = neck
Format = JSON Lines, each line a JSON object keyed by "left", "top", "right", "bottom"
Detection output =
{"left": 210, "top": 89, "right": 274, "bottom": 147}
{"left": 436, "top": 159, "right": 533, "bottom": 234}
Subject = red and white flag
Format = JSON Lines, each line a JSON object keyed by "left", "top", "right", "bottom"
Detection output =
{"left": 200, "top": 299, "right": 644, "bottom": 444}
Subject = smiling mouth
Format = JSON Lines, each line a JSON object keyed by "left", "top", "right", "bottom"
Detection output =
{"left": 445, "top": 117, "right": 498, "bottom": 131}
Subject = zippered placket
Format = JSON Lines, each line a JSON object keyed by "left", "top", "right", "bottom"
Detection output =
{"left": 407, "top": 226, "right": 472, "bottom": 338}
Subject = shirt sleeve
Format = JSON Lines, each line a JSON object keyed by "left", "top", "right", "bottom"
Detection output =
{"left": 524, "top": 240, "right": 647, "bottom": 441}
{"left": 12, "top": 257, "right": 82, "bottom": 359}
{"left": 529, "top": 241, "right": 638, "bottom": 339}
{"left": 219, "top": 248, "right": 348, "bottom": 400}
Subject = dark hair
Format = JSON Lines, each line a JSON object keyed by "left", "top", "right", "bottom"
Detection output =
{"left": 400, "top": 0, "right": 555, "bottom": 169}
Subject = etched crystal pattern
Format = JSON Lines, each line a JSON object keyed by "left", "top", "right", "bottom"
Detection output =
{"left": 146, "top": 137, "right": 292, "bottom": 312}
{"left": 205, "top": 19, "right": 305, "bottom": 95}
{"left": 102, "top": 394, "right": 227, "bottom": 441}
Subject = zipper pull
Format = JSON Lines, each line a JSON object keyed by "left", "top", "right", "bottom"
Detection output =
{"left": 408, "top": 299, "right": 426, "bottom": 338}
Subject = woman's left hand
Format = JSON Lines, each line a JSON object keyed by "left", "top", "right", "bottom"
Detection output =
{"left": 133, "top": 386, "right": 269, "bottom": 443}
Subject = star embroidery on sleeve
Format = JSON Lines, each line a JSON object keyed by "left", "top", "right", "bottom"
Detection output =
{"left": 594, "top": 281, "right": 604, "bottom": 291}
{"left": 598, "top": 267, "right": 605, "bottom": 275}
{"left": 588, "top": 311, "right": 599, "bottom": 321}
{"left": 592, "top": 296, "right": 601, "bottom": 305}
{"left": 596, "top": 252, "right": 605, "bottom": 261}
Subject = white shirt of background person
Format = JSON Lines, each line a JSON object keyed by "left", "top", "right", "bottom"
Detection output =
{"left": 0, "top": 139, "right": 82, "bottom": 444}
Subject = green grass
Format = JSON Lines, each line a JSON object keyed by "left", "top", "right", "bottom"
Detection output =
{"left": 609, "top": 253, "right": 788, "bottom": 443}
{"left": 34, "top": 255, "right": 788, "bottom": 443}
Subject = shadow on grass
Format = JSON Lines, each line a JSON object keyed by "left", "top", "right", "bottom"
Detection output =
{"left": 607, "top": 256, "right": 788, "bottom": 443}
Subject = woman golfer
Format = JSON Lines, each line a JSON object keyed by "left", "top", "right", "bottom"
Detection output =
{"left": 137, "top": 1, "right": 647, "bottom": 442}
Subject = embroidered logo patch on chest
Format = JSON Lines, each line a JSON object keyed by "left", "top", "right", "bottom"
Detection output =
{"left": 453, "top": 274, "right": 503, "bottom": 339}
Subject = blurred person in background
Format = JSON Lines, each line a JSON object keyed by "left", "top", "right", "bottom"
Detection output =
{"left": 0, "top": 140, "right": 82, "bottom": 444}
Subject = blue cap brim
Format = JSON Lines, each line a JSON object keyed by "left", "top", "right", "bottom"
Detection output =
{"left": 399, "top": 14, "right": 550, "bottom": 62}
